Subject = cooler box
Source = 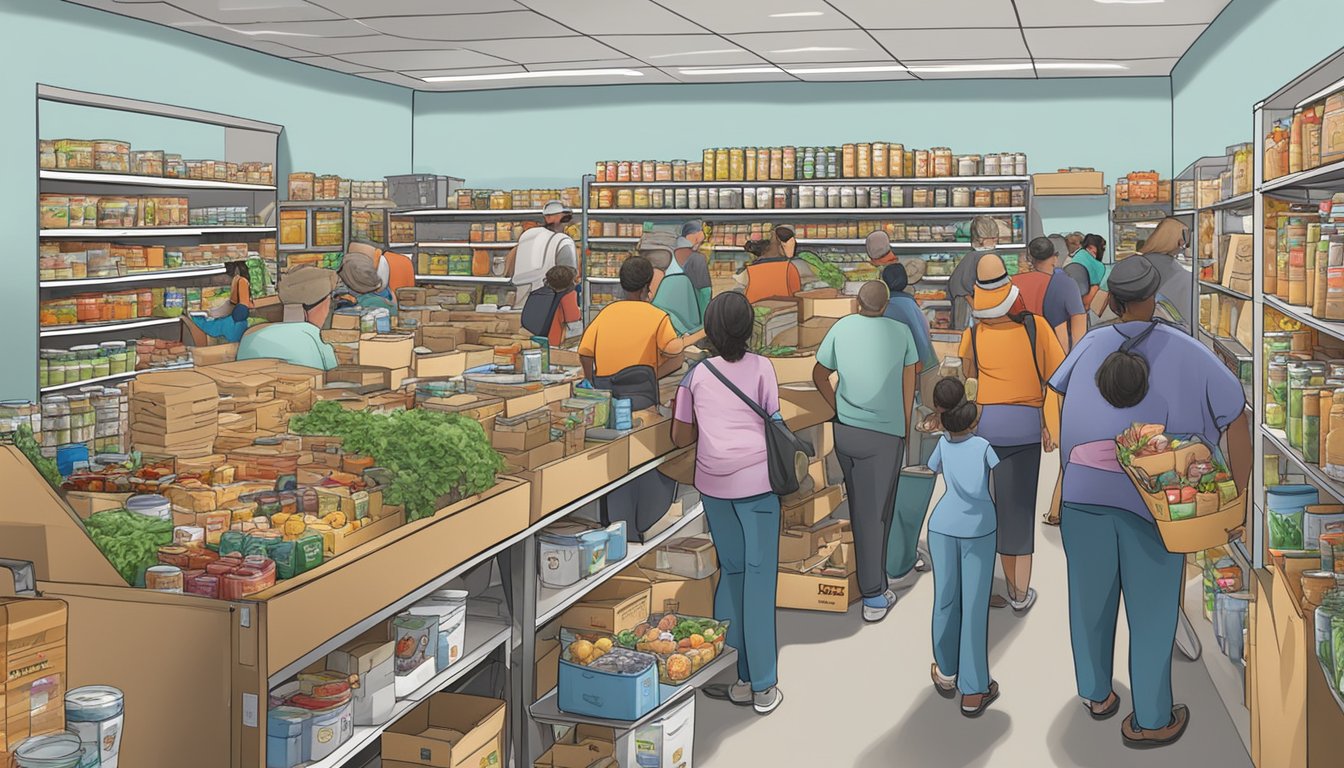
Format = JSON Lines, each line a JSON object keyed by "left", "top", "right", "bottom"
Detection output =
{"left": 386, "top": 174, "right": 464, "bottom": 209}
{"left": 557, "top": 653, "right": 659, "bottom": 721}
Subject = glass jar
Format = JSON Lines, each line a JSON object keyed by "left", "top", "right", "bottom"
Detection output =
{"left": 1267, "top": 361, "right": 1289, "bottom": 428}
{"left": 11, "top": 732, "right": 83, "bottom": 768}
{"left": 1289, "top": 364, "right": 1312, "bottom": 449}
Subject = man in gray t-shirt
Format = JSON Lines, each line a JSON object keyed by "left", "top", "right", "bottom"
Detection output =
{"left": 678, "top": 219, "right": 714, "bottom": 314}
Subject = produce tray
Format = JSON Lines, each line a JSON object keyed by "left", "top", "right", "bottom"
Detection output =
{"left": 618, "top": 614, "right": 728, "bottom": 686}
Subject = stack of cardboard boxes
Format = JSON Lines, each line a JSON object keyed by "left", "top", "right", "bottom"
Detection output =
{"left": 128, "top": 370, "right": 220, "bottom": 458}
{"left": 0, "top": 597, "right": 68, "bottom": 764}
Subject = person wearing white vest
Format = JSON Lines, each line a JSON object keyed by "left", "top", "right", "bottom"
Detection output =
{"left": 505, "top": 200, "right": 578, "bottom": 306}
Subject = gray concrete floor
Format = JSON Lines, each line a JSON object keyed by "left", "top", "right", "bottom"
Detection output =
{"left": 696, "top": 452, "right": 1255, "bottom": 767}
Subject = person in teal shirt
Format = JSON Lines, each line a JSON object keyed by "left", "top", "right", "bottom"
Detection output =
{"left": 237, "top": 265, "right": 339, "bottom": 370}
{"left": 813, "top": 281, "right": 918, "bottom": 624}
{"left": 336, "top": 251, "right": 397, "bottom": 316}
{"left": 1070, "top": 234, "right": 1108, "bottom": 290}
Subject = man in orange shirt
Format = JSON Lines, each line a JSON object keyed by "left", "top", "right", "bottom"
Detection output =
{"left": 579, "top": 256, "right": 704, "bottom": 384}
{"left": 738, "top": 226, "right": 802, "bottom": 304}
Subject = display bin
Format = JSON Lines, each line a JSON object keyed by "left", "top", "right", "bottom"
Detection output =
{"left": 386, "top": 174, "right": 464, "bottom": 210}
{"left": 557, "top": 651, "right": 659, "bottom": 721}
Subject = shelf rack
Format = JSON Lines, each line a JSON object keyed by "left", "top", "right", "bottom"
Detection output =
{"left": 579, "top": 172, "right": 1034, "bottom": 321}
{"left": 35, "top": 85, "right": 281, "bottom": 399}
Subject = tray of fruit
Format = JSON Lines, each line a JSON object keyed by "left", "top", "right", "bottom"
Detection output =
{"left": 614, "top": 614, "right": 728, "bottom": 685}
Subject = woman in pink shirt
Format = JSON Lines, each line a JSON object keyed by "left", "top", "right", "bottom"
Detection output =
{"left": 671, "top": 291, "right": 784, "bottom": 715}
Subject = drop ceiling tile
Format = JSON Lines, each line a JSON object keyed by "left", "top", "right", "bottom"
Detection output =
{"left": 1016, "top": 0, "right": 1230, "bottom": 28}
{"left": 827, "top": 0, "right": 1019, "bottom": 29}
{"left": 339, "top": 48, "right": 514, "bottom": 70}
{"left": 464, "top": 36, "right": 630, "bottom": 65}
{"left": 318, "top": 0, "right": 526, "bottom": 16}
{"left": 357, "top": 10, "right": 566, "bottom": 41}
{"left": 657, "top": 0, "right": 850, "bottom": 34}
{"left": 292, "top": 55, "right": 386, "bottom": 74}
{"left": 786, "top": 61, "right": 915, "bottom": 82}
{"left": 198, "top": 17, "right": 373, "bottom": 37}
{"left": 258, "top": 34, "right": 455, "bottom": 55}
{"left": 902, "top": 59, "right": 1038, "bottom": 79}
{"left": 1024, "top": 24, "right": 1206, "bottom": 59}
{"left": 67, "top": 0, "right": 203, "bottom": 27}
{"left": 128, "top": 0, "right": 339, "bottom": 24}
{"left": 514, "top": 0, "right": 704, "bottom": 34}
{"left": 1035, "top": 57, "right": 1180, "bottom": 77}
{"left": 598, "top": 34, "right": 765, "bottom": 66}
{"left": 871, "top": 28, "right": 1029, "bottom": 60}
{"left": 727, "top": 30, "right": 892, "bottom": 64}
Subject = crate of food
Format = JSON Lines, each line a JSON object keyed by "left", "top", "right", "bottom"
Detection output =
{"left": 386, "top": 174, "right": 464, "bottom": 209}
{"left": 557, "top": 639, "right": 658, "bottom": 721}
{"left": 615, "top": 614, "right": 728, "bottom": 686}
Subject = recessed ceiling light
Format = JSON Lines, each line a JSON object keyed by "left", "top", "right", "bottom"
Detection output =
{"left": 647, "top": 49, "right": 743, "bottom": 60}
{"left": 174, "top": 21, "right": 319, "bottom": 37}
{"left": 1035, "top": 62, "right": 1129, "bottom": 70}
{"left": 771, "top": 46, "right": 856, "bottom": 54}
{"left": 786, "top": 64, "right": 907, "bottom": 75}
{"left": 420, "top": 68, "right": 644, "bottom": 83}
{"left": 769, "top": 11, "right": 824, "bottom": 17}
{"left": 904, "top": 62, "right": 1128, "bottom": 73}
{"left": 678, "top": 66, "right": 784, "bottom": 75}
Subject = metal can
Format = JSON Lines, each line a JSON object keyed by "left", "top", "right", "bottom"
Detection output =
{"left": 616, "top": 161, "right": 631, "bottom": 183}
{"left": 641, "top": 160, "right": 655, "bottom": 181}
{"left": 145, "top": 564, "right": 184, "bottom": 593}
{"left": 781, "top": 146, "right": 796, "bottom": 180}
{"left": 702, "top": 149, "right": 717, "bottom": 181}
{"left": 522, "top": 349, "right": 543, "bottom": 380}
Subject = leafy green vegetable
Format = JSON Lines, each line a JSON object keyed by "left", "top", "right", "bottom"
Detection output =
{"left": 83, "top": 508, "right": 174, "bottom": 585}
{"left": 615, "top": 629, "right": 639, "bottom": 649}
{"left": 290, "top": 401, "right": 503, "bottom": 521}
{"left": 797, "top": 251, "right": 845, "bottom": 290}
{"left": 13, "top": 424, "right": 60, "bottom": 488}
{"left": 759, "top": 345, "right": 798, "bottom": 358}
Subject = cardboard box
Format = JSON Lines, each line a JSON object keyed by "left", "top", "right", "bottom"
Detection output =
{"left": 535, "top": 634, "right": 561, "bottom": 701}
{"left": 460, "top": 344, "right": 495, "bottom": 369}
{"left": 1032, "top": 170, "right": 1105, "bottom": 193}
{"left": 64, "top": 491, "right": 132, "bottom": 520}
{"left": 559, "top": 579, "right": 652, "bottom": 634}
{"left": 417, "top": 393, "right": 505, "bottom": 423}
{"left": 191, "top": 342, "right": 238, "bottom": 366}
{"left": 778, "top": 383, "right": 835, "bottom": 430}
{"left": 500, "top": 441, "right": 565, "bottom": 473}
{"left": 1, "top": 598, "right": 68, "bottom": 757}
{"left": 327, "top": 640, "right": 395, "bottom": 725}
{"left": 321, "top": 328, "right": 363, "bottom": 344}
{"left": 534, "top": 729, "right": 615, "bottom": 768}
{"left": 794, "top": 422, "right": 834, "bottom": 459}
{"left": 382, "top": 692, "right": 505, "bottom": 768}
{"left": 331, "top": 310, "right": 362, "bottom": 330}
{"left": 498, "top": 389, "right": 548, "bottom": 419}
{"left": 419, "top": 325, "right": 469, "bottom": 353}
{"left": 327, "top": 509, "right": 402, "bottom": 555}
{"left": 779, "top": 518, "right": 850, "bottom": 563}
{"left": 782, "top": 485, "right": 843, "bottom": 528}
{"left": 253, "top": 398, "right": 290, "bottom": 433}
{"left": 767, "top": 352, "right": 818, "bottom": 385}
{"left": 796, "top": 288, "right": 857, "bottom": 320}
{"left": 777, "top": 539, "right": 860, "bottom": 613}
{"left": 359, "top": 333, "right": 415, "bottom": 369}
{"left": 780, "top": 458, "right": 828, "bottom": 507}
{"left": 415, "top": 350, "right": 467, "bottom": 379}
{"left": 612, "top": 565, "right": 715, "bottom": 619}
{"left": 326, "top": 364, "right": 393, "bottom": 389}
{"left": 628, "top": 411, "right": 674, "bottom": 466}
{"left": 492, "top": 422, "right": 551, "bottom": 453}
{"left": 315, "top": 486, "right": 383, "bottom": 523}
{"left": 517, "top": 437, "right": 630, "bottom": 520}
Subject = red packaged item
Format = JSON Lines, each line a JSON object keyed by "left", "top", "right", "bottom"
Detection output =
{"left": 186, "top": 573, "right": 219, "bottom": 599}
{"left": 187, "top": 549, "right": 220, "bottom": 570}
{"left": 207, "top": 556, "right": 243, "bottom": 576}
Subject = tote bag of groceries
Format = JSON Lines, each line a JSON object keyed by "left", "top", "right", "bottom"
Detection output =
{"left": 1116, "top": 423, "right": 1245, "bottom": 553}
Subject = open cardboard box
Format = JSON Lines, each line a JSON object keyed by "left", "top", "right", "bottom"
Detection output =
{"left": 629, "top": 409, "right": 675, "bottom": 466}
{"left": 516, "top": 436, "right": 631, "bottom": 521}
{"left": 610, "top": 563, "right": 717, "bottom": 619}
{"left": 782, "top": 485, "right": 843, "bottom": 529}
{"left": 766, "top": 351, "right": 819, "bottom": 385}
{"left": 382, "top": 692, "right": 506, "bottom": 768}
{"left": 777, "top": 535, "right": 859, "bottom": 613}
{"left": 558, "top": 579, "right": 652, "bottom": 635}
{"left": 533, "top": 725, "right": 615, "bottom": 768}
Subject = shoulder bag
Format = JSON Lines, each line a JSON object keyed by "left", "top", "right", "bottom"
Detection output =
{"left": 700, "top": 360, "right": 809, "bottom": 495}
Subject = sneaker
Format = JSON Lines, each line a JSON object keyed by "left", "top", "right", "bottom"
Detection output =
{"left": 915, "top": 544, "right": 932, "bottom": 573}
{"left": 702, "top": 680, "right": 752, "bottom": 706}
{"left": 862, "top": 590, "right": 898, "bottom": 623}
{"left": 753, "top": 686, "right": 783, "bottom": 715}
{"left": 1121, "top": 705, "right": 1190, "bottom": 749}
{"left": 1008, "top": 587, "right": 1037, "bottom": 613}
{"left": 930, "top": 663, "right": 956, "bottom": 698}
{"left": 960, "top": 681, "right": 1000, "bottom": 717}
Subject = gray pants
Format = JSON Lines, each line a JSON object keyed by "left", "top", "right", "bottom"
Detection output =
{"left": 834, "top": 422, "right": 905, "bottom": 600}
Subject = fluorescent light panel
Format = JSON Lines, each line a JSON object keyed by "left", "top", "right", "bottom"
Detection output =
{"left": 679, "top": 66, "right": 784, "bottom": 75}
{"left": 420, "top": 68, "right": 643, "bottom": 83}
{"left": 769, "top": 11, "right": 824, "bottom": 17}
{"left": 680, "top": 61, "right": 1126, "bottom": 76}
{"left": 646, "top": 49, "right": 742, "bottom": 59}
{"left": 771, "top": 46, "right": 856, "bottom": 54}
{"left": 788, "top": 64, "right": 907, "bottom": 75}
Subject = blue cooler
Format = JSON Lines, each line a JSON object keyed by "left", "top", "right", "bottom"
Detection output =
{"left": 604, "top": 522, "right": 628, "bottom": 563}
{"left": 577, "top": 529, "right": 609, "bottom": 577}
{"left": 558, "top": 650, "right": 659, "bottom": 721}
{"left": 266, "top": 706, "right": 309, "bottom": 768}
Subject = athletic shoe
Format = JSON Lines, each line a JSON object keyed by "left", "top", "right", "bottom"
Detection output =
{"left": 862, "top": 590, "right": 898, "bottom": 623}
{"left": 1008, "top": 587, "right": 1037, "bottom": 613}
{"left": 753, "top": 687, "right": 783, "bottom": 715}
{"left": 915, "top": 544, "right": 932, "bottom": 572}
{"left": 702, "top": 680, "right": 752, "bottom": 706}
{"left": 1121, "top": 706, "right": 1190, "bottom": 749}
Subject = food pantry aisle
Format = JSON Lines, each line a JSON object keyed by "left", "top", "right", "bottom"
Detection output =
{"left": 696, "top": 452, "right": 1253, "bottom": 768}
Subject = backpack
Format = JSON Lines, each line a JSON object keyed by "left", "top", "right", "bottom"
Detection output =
{"left": 513, "top": 228, "right": 569, "bottom": 290}
{"left": 520, "top": 285, "right": 571, "bottom": 337}
{"left": 971, "top": 311, "right": 1042, "bottom": 385}
{"left": 652, "top": 269, "right": 702, "bottom": 334}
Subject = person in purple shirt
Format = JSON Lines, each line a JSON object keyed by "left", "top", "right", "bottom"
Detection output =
{"left": 671, "top": 291, "right": 785, "bottom": 716}
{"left": 1047, "top": 257, "right": 1251, "bottom": 748}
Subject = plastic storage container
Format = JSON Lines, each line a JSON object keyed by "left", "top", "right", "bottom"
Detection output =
{"left": 557, "top": 648, "right": 660, "bottom": 721}
{"left": 539, "top": 524, "right": 587, "bottom": 588}
{"left": 266, "top": 707, "right": 309, "bottom": 768}
{"left": 652, "top": 537, "right": 718, "bottom": 579}
{"left": 293, "top": 698, "right": 353, "bottom": 763}
{"left": 604, "top": 521, "right": 628, "bottom": 563}
{"left": 578, "top": 529, "right": 609, "bottom": 578}
{"left": 407, "top": 589, "right": 468, "bottom": 672}
{"left": 1267, "top": 484, "right": 1319, "bottom": 549}
{"left": 11, "top": 733, "right": 84, "bottom": 768}
{"left": 125, "top": 493, "right": 171, "bottom": 520}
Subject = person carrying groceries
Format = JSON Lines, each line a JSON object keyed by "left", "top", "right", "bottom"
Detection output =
{"left": 672, "top": 292, "right": 785, "bottom": 715}
{"left": 1048, "top": 256, "right": 1250, "bottom": 747}
{"left": 812, "top": 281, "right": 919, "bottom": 623}
{"left": 1071, "top": 234, "right": 1109, "bottom": 311}
{"left": 960, "top": 253, "right": 1065, "bottom": 612}
{"left": 678, "top": 219, "right": 714, "bottom": 315}
{"left": 1089, "top": 217, "right": 1194, "bottom": 329}
{"left": 926, "top": 377, "right": 1001, "bottom": 717}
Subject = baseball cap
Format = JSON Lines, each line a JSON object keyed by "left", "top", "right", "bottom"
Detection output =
{"left": 865, "top": 230, "right": 892, "bottom": 261}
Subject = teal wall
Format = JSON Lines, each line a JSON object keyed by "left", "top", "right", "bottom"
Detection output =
{"left": 411, "top": 77, "right": 1173, "bottom": 240}
{"left": 0, "top": 0, "right": 414, "bottom": 400}
{"left": 40, "top": 102, "right": 223, "bottom": 159}
{"left": 1172, "top": 0, "right": 1344, "bottom": 171}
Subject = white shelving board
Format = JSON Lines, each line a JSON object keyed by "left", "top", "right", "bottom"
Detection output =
{"left": 40, "top": 316, "right": 181, "bottom": 338}
{"left": 41, "top": 227, "right": 273, "bottom": 238}
{"left": 40, "top": 170, "right": 276, "bottom": 191}
{"left": 589, "top": 175, "right": 1031, "bottom": 187}
{"left": 587, "top": 207, "right": 1025, "bottom": 217}
{"left": 40, "top": 265, "right": 227, "bottom": 288}
{"left": 413, "top": 274, "right": 511, "bottom": 284}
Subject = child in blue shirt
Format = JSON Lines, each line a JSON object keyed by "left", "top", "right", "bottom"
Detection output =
{"left": 926, "top": 377, "right": 1001, "bottom": 717}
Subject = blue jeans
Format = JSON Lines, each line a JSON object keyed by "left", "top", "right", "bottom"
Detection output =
{"left": 703, "top": 492, "right": 781, "bottom": 692}
{"left": 1061, "top": 502, "right": 1183, "bottom": 730}
{"left": 929, "top": 530, "right": 996, "bottom": 695}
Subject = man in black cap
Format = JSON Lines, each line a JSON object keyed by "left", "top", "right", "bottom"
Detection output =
{"left": 676, "top": 220, "right": 713, "bottom": 316}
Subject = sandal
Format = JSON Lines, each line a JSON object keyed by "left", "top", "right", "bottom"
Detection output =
{"left": 1084, "top": 691, "right": 1120, "bottom": 721}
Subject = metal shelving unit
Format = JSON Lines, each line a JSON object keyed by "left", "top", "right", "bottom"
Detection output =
{"left": 35, "top": 85, "right": 281, "bottom": 398}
